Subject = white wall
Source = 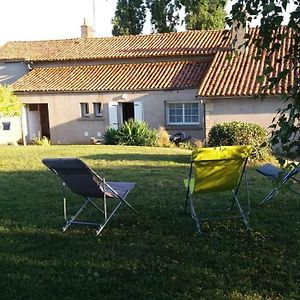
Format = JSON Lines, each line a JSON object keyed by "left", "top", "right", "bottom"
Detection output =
{"left": 0, "top": 116, "right": 22, "bottom": 144}
{"left": 203, "top": 96, "right": 283, "bottom": 136}
{"left": 18, "top": 89, "right": 204, "bottom": 144}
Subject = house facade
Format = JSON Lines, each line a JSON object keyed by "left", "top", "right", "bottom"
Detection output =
{"left": 0, "top": 26, "right": 292, "bottom": 144}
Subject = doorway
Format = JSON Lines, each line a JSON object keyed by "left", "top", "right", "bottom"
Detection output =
{"left": 39, "top": 104, "right": 50, "bottom": 138}
{"left": 26, "top": 104, "right": 50, "bottom": 141}
{"left": 122, "top": 102, "right": 134, "bottom": 122}
{"left": 108, "top": 101, "right": 144, "bottom": 129}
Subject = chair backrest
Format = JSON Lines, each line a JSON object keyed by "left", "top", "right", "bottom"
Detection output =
{"left": 192, "top": 145, "right": 252, "bottom": 193}
{"left": 42, "top": 158, "right": 104, "bottom": 198}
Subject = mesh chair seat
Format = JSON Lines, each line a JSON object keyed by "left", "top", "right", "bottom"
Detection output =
{"left": 184, "top": 145, "right": 252, "bottom": 234}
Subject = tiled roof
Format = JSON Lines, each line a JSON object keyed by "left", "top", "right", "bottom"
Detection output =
{"left": 0, "top": 30, "right": 230, "bottom": 62}
{"left": 12, "top": 60, "right": 211, "bottom": 92}
{"left": 197, "top": 27, "right": 294, "bottom": 97}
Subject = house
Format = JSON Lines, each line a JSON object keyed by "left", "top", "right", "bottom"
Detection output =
{"left": 0, "top": 24, "right": 293, "bottom": 144}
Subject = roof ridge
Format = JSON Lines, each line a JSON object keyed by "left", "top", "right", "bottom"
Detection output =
{"left": 5, "top": 29, "right": 227, "bottom": 44}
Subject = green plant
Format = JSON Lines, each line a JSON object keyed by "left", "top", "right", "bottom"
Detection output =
{"left": 178, "top": 137, "right": 204, "bottom": 150}
{"left": 32, "top": 136, "right": 51, "bottom": 146}
{"left": 0, "top": 85, "right": 22, "bottom": 117}
{"left": 116, "top": 119, "right": 158, "bottom": 146}
{"left": 102, "top": 127, "right": 119, "bottom": 145}
{"left": 207, "top": 121, "right": 270, "bottom": 160}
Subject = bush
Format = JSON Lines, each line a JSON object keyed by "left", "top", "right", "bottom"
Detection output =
{"left": 102, "top": 127, "right": 118, "bottom": 145}
{"left": 117, "top": 119, "right": 158, "bottom": 146}
{"left": 156, "top": 126, "right": 171, "bottom": 147}
{"left": 207, "top": 121, "right": 270, "bottom": 160}
{"left": 32, "top": 136, "right": 51, "bottom": 146}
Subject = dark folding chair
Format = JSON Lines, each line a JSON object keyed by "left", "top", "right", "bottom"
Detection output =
{"left": 42, "top": 158, "right": 137, "bottom": 235}
{"left": 256, "top": 163, "right": 300, "bottom": 205}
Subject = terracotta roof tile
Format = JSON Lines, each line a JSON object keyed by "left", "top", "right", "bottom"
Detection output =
{"left": 12, "top": 59, "right": 211, "bottom": 92}
{"left": 197, "top": 27, "right": 295, "bottom": 97}
{"left": 0, "top": 30, "right": 230, "bottom": 62}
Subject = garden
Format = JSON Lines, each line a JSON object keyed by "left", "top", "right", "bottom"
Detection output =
{"left": 0, "top": 143, "right": 299, "bottom": 300}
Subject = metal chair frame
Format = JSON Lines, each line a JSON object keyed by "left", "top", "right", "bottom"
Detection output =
{"left": 43, "top": 158, "right": 137, "bottom": 235}
{"left": 184, "top": 147, "right": 251, "bottom": 234}
{"left": 257, "top": 163, "right": 300, "bottom": 205}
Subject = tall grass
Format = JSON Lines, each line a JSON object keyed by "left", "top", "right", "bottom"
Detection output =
{"left": 0, "top": 145, "right": 299, "bottom": 300}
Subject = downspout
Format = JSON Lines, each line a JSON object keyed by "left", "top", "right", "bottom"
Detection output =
{"left": 21, "top": 105, "right": 27, "bottom": 146}
{"left": 200, "top": 98, "right": 206, "bottom": 140}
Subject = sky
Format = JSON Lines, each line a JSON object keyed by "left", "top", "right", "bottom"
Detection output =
{"left": 0, "top": 0, "right": 295, "bottom": 46}
{"left": 0, "top": 0, "right": 118, "bottom": 45}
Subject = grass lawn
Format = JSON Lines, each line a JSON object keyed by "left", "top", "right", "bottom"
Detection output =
{"left": 0, "top": 145, "right": 299, "bottom": 300}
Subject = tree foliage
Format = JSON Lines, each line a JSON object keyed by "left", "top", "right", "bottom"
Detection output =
{"left": 147, "top": 0, "right": 180, "bottom": 33}
{"left": 0, "top": 85, "right": 22, "bottom": 117}
{"left": 228, "top": 1, "right": 300, "bottom": 160}
{"left": 112, "top": 0, "right": 226, "bottom": 35}
{"left": 112, "top": 0, "right": 146, "bottom": 36}
{"left": 182, "top": 0, "right": 226, "bottom": 30}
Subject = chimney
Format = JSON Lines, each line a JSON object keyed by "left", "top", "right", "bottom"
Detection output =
{"left": 81, "top": 18, "right": 94, "bottom": 38}
{"left": 231, "top": 20, "right": 249, "bottom": 53}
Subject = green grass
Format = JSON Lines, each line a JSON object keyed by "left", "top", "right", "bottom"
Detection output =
{"left": 0, "top": 145, "right": 299, "bottom": 300}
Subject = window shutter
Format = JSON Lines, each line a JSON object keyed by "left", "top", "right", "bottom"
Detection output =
{"left": 134, "top": 101, "right": 144, "bottom": 122}
{"left": 108, "top": 103, "right": 118, "bottom": 129}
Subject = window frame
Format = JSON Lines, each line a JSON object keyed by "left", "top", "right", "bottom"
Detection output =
{"left": 93, "top": 102, "right": 102, "bottom": 117}
{"left": 166, "top": 101, "right": 200, "bottom": 125}
{"left": 80, "top": 102, "right": 90, "bottom": 118}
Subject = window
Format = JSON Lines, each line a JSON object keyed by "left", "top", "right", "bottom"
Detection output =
{"left": 80, "top": 103, "right": 89, "bottom": 117}
{"left": 29, "top": 104, "right": 38, "bottom": 111}
{"left": 167, "top": 102, "right": 199, "bottom": 125}
{"left": 93, "top": 102, "right": 102, "bottom": 117}
{"left": 2, "top": 122, "right": 10, "bottom": 130}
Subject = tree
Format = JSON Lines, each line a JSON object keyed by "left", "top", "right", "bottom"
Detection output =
{"left": 228, "top": 1, "right": 300, "bottom": 161}
{"left": 112, "top": 0, "right": 146, "bottom": 36}
{"left": 147, "top": 0, "right": 226, "bottom": 33}
{"left": 182, "top": 0, "right": 226, "bottom": 30}
{"left": 147, "top": 0, "right": 180, "bottom": 33}
{"left": 112, "top": 0, "right": 226, "bottom": 35}
{"left": 0, "top": 85, "right": 22, "bottom": 117}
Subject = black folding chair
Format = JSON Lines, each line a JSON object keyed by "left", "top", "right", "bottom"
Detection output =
{"left": 256, "top": 163, "right": 300, "bottom": 205}
{"left": 42, "top": 158, "right": 137, "bottom": 235}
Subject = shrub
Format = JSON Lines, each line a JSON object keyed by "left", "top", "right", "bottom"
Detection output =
{"left": 207, "top": 121, "right": 270, "bottom": 160}
{"left": 0, "top": 85, "right": 22, "bottom": 117}
{"left": 117, "top": 119, "right": 158, "bottom": 146}
{"left": 102, "top": 127, "right": 119, "bottom": 145}
{"left": 156, "top": 126, "right": 171, "bottom": 147}
{"left": 32, "top": 136, "right": 51, "bottom": 146}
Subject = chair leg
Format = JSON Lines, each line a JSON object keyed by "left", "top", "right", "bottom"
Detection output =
{"left": 232, "top": 191, "right": 250, "bottom": 230}
{"left": 189, "top": 195, "right": 202, "bottom": 234}
{"left": 62, "top": 198, "right": 91, "bottom": 232}
{"left": 259, "top": 187, "right": 279, "bottom": 205}
{"left": 185, "top": 190, "right": 190, "bottom": 213}
{"left": 96, "top": 202, "right": 122, "bottom": 235}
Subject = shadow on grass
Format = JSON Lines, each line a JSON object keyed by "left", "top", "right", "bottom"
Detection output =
{"left": 1, "top": 165, "right": 300, "bottom": 299}
{"left": 80, "top": 152, "right": 191, "bottom": 164}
